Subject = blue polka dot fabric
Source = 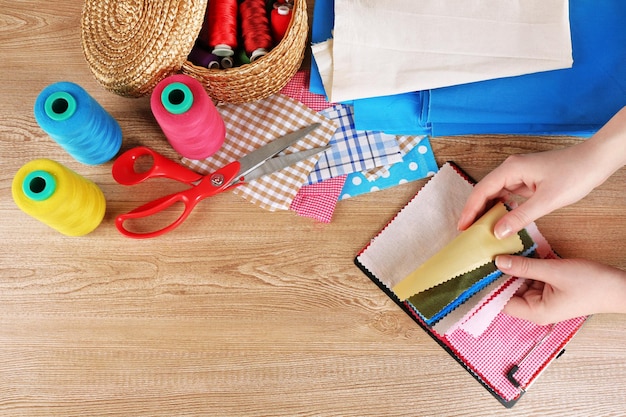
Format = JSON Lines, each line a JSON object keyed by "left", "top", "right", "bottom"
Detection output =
{"left": 340, "top": 137, "right": 438, "bottom": 200}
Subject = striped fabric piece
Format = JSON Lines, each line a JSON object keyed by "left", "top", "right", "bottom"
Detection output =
{"left": 306, "top": 104, "right": 402, "bottom": 185}
{"left": 182, "top": 94, "right": 337, "bottom": 211}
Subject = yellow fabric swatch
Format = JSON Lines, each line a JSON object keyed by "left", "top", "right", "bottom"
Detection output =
{"left": 392, "top": 202, "right": 523, "bottom": 300}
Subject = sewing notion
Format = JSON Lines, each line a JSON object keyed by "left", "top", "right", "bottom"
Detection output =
{"left": 12, "top": 159, "right": 106, "bottom": 236}
{"left": 151, "top": 74, "right": 226, "bottom": 160}
{"left": 34, "top": 81, "right": 122, "bottom": 165}
{"left": 355, "top": 162, "right": 587, "bottom": 407}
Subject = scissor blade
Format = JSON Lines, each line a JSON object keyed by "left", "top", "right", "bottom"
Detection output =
{"left": 241, "top": 145, "right": 330, "bottom": 183}
{"left": 236, "top": 123, "right": 321, "bottom": 180}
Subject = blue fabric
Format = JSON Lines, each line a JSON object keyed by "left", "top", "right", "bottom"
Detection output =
{"left": 340, "top": 137, "right": 438, "bottom": 200}
{"left": 425, "top": 0, "right": 626, "bottom": 137}
{"left": 307, "top": 104, "right": 402, "bottom": 185}
{"left": 309, "top": 0, "right": 334, "bottom": 97}
{"left": 352, "top": 92, "right": 430, "bottom": 136}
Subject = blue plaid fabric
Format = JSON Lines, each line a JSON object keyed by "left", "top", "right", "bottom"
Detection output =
{"left": 307, "top": 104, "right": 402, "bottom": 185}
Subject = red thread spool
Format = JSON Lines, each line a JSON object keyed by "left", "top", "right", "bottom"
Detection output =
{"left": 271, "top": 4, "right": 291, "bottom": 43}
{"left": 205, "top": 0, "right": 238, "bottom": 57}
{"left": 151, "top": 74, "right": 226, "bottom": 160}
{"left": 240, "top": 0, "right": 274, "bottom": 61}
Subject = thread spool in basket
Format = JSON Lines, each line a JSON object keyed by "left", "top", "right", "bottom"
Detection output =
{"left": 205, "top": 0, "right": 238, "bottom": 58}
{"left": 150, "top": 74, "right": 226, "bottom": 159}
{"left": 188, "top": 43, "right": 221, "bottom": 69}
{"left": 34, "top": 81, "right": 122, "bottom": 165}
{"left": 240, "top": 0, "right": 274, "bottom": 62}
{"left": 271, "top": 4, "right": 292, "bottom": 43}
{"left": 12, "top": 159, "right": 106, "bottom": 236}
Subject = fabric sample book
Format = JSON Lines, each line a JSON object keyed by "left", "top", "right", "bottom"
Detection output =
{"left": 355, "top": 162, "right": 587, "bottom": 407}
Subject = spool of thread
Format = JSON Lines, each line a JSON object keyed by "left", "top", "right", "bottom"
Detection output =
{"left": 206, "top": 0, "right": 238, "bottom": 58}
{"left": 150, "top": 74, "right": 226, "bottom": 159}
{"left": 34, "top": 81, "right": 122, "bottom": 165}
{"left": 240, "top": 0, "right": 274, "bottom": 61}
{"left": 235, "top": 48, "right": 251, "bottom": 66}
{"left": 271, "top": 4, "right": 292, "bottom": 43}
{"left": 188, "top": 43, "right": 221, "bottom": 69}
{"left": 12, "top": 159, "right": 106, "bottom": 236}
{"left": 220, "top": 56, "right": 234, "bottom": 69}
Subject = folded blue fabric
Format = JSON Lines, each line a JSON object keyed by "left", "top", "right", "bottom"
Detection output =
{"left": 309, "top": 0, "right": 334, "bottom": 97}
{"left": 425, "top": 0, "right": 626, "bottom": 137}
{"left": 352, "top": 92, "right": 430, "bottom": 136}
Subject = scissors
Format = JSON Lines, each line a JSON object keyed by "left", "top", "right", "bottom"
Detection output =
{"left": 112, "top": 123, "right": 326, "bottom": 239}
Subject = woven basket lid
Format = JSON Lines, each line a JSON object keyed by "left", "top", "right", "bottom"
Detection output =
{"left": 81, "top": 0, "right": 208, "bottom": 98}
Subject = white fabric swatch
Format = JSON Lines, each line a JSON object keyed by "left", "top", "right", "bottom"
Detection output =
{"left": 322, "top": 0, "right": 572, "bottom": 102}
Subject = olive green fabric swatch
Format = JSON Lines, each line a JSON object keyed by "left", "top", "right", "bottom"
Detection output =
{"left": 408, "top": 227, "right": 534, "bottom": 320}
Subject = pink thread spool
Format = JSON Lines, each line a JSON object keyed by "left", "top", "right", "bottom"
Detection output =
{"left": 151, "top": 74, "right": 226, "bottom": 159}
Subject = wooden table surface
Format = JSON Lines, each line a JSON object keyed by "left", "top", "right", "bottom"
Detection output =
{"left": 1, "top": 1, "right": 625, "bottom": 416}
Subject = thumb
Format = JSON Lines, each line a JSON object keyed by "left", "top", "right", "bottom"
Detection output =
{"left": 494, "top": 199, "right": 549, "bottom": 239}
{"left": 495, "top": 255, "right": 561, "bottom": 285}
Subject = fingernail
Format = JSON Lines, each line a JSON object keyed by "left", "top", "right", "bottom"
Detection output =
{"left": 494, "top": 223, "right": 512, "bottom": 240}
{"left": 495, "top": 255, "right": 512, "bottom": 270}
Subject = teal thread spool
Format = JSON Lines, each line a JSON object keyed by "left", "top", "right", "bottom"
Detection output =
{"left": 34, "top": 81, "right": 123, "bottom": 165}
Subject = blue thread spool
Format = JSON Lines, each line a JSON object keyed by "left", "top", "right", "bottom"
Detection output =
{"left": 34, "top": 81, "right": 122, "bottom": 165}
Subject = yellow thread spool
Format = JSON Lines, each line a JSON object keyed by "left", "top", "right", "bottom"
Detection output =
{"left": 12, "top": 159, "right": 106, "bottom": 236}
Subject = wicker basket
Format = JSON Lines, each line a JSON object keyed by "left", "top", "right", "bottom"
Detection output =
{"left": 81, "top": 0, "right": 308, "bottom": 104}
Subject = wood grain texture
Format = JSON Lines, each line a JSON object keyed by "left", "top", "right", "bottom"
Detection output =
{"left": 0, "top": 1, "right": 625, "bottom": 416}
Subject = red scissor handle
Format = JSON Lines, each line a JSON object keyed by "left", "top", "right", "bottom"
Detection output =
{"left": 115, "top": 159, "right": 242, "bottom": 239}
{"left": 112, "top": 146, "right": 204, "bottom": 185}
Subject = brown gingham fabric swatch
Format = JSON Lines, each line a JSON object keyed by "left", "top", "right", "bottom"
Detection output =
{"left": 182, "top": 94, "right": 337, "bottom": 211}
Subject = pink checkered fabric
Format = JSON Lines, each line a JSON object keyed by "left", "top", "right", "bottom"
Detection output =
{"left": 279, "top": 70, "right": 336, "bottom": 111}
{"left": 290, "top": 175, "right": 347, "bottom": 223}
{"left": 444, "top": 314, "right": 586, "bottom": 402}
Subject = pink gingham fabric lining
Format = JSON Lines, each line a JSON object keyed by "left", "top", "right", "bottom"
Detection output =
{"left": 181, "top": 94, "right": 337, "bottom": 211}
{"left": 289, "top": 175, "right": 348, "bottom": 223}
{"left": 445, "top": 314, "right": 586, "bottom": 402}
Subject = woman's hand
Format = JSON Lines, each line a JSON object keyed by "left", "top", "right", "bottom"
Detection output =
{"left": 458, "top": 106, "right": 626, "bottom": 238}
{"left": 457, "top": 145, "right": 599, "bottom": 238}
{"left": 496, "top": 255, "right": 626, "bottom": 325}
